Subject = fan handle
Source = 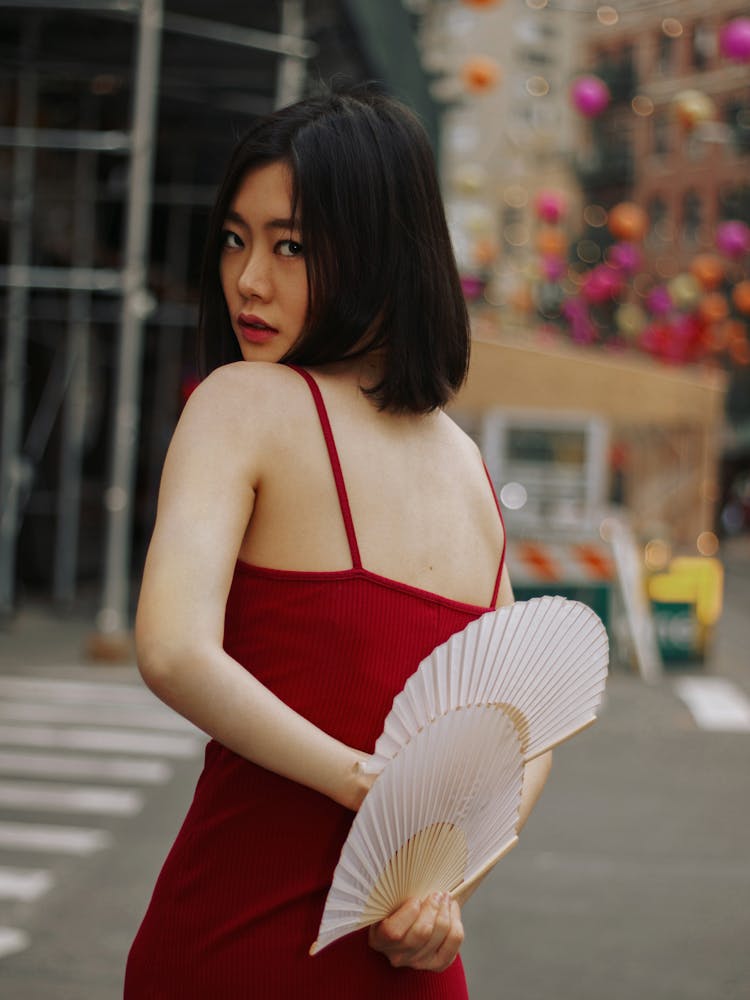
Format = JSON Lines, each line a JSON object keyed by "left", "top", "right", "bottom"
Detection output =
{"left": 451, "top": 833, "right": 519, "bottom": 906}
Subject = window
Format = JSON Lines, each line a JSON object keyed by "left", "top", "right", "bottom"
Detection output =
{"left": 652, "top": 112, "right": 670, "bottom": 157}
{"left": 726, "top": 101, "right": 750, "bottom": 155}
{"left": 646, "top": 195, "right": 669, "bottom": 248}
{"left": 658, "top": 33, "right": 676, "bottom": 74}
{"left": 691, "top": 22, "right": 714, "bottom": 70}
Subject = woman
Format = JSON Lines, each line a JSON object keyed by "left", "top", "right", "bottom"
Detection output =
{"left": 125, "top": 87, "right": 551, "bottom": 998}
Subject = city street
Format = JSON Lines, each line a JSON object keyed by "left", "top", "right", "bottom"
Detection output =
{"left": 0, "top": 539, "right": 748, "bottom": 999}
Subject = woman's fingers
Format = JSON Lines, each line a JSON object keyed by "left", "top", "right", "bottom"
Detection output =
{"left": 405, "top": 893, "right": 451, "bottom": 965}
{"left": 407, "top": 896, "right": 463, "bottom": 971}
{"left": 368, "top": 897, "right": 422, "bottom": 955}
{"left": 422, "top": 898, "right": 464, "bottom": 971}
{"left": 368, "top": 893, "right": 464, "bottom": 972}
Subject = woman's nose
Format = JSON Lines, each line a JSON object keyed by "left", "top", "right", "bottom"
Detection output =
{"left": 237, "top": 252, "right": 271, "bottom": 300}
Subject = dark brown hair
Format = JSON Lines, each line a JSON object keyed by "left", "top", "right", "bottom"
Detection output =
{"left": 198, "top": 85, "right": 470, "bottom": 413}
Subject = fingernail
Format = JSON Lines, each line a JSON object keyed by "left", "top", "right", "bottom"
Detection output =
{"left": 430, "top": 892, "right": 441, "bottom": 906}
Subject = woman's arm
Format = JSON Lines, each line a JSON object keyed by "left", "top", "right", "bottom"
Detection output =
{"left": 135, "top": 365, "right": 372, "bottom": 812}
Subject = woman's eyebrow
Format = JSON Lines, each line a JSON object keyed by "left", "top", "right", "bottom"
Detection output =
{"left": 266, "top": 217, "right": 301, "bottom": 232}
{"left": 223, "top": 209, "right": 300, "bottom": 232}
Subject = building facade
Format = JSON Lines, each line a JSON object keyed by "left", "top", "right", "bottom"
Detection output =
{"left": 580, "top": 0, "right": 749, "bottom": 272}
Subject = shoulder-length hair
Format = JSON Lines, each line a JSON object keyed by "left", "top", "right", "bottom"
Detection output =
{"left": 198, "top": 85, "right": 470, "bottom": 413}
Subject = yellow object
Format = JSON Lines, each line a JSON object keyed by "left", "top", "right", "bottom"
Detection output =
{"left": 648, "top": 556, "right": 723, "bottom": 627}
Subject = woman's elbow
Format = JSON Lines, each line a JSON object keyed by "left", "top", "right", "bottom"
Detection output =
{"left": 134, "top": 625, "right": 193, "bottom": 702}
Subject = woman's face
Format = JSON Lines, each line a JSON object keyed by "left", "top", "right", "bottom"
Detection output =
{"left": 220, "top": 161, "right": 308, "bottom": 363}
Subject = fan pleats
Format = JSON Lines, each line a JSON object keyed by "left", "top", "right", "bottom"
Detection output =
{"left": 372, "top": 596, "right": 608, "bottom": 768}
{"left": 310, "top": 707, "right": 523, "bottom": 955}
{"left": 311, "top": 597, "right": 609, "bottom": 955}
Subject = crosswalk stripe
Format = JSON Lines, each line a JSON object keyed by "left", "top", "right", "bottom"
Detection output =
{"left": 0, "top": 750, "right": 173, "bottom": 784}
{"left": 0, "top": 821, "right": 112, "bottom": 854}
{"left": 0, "top": 724, "right": 203, "bottom": 757}
{"left": 0, "top": 926, "right": 30, "bottom": 959}
{"left": 0, "top": 780, "right": 143, "bottom": 816}
{"left": 0, "top": 866, "right": 54, "bottom": 901}
{"left": 675, "top": 677, "right": 750, "bottom": 732}
{"left": 0, "top": 676, "right": 154, "bottom": 704}
{"left": 0, "top": 700, "right": 198, "bottom": 733}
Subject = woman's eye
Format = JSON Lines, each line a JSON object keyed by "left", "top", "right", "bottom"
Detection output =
{"left": 221, "top": 230, "right": 243, "bottom": 250}
{"left": 277, "top": 239, "right": 304, "bottom": 258}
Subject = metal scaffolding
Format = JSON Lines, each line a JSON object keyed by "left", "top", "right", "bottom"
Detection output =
{"left": 0, "top": 1, "right": 313, "bottom": 632}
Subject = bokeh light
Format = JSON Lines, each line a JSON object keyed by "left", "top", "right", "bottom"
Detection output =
{"left": 526, "top": 75, "right": 550, "bottom": 97}
{"left": 499, "top": 482, "right": 528, "bottom": 510}
{"left": 696, "top": 532, "right": 719, "bottom": 557}
{"left": 662, "top": 18, "right": 683, "bottom": 38}
{"left": 583, "top": 204, "right": 608, "bottom": 228}
{"left": 504, "top": 222, "right": 530, "bottom": 247}
{"left": 596, "top": 6, "right": 619, "bottom": 27}
{"left": 631, "top": 95, "right": 654, "bottom": 116}
{"left": 576, "top": 239, "right": 602, "bottom": 264}
{"left": 503, "top": 184, "right": 528, "bottom": 208}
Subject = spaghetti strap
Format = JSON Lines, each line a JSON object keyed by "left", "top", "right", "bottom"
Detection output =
{"left": 286, "top": 365, "right": 362, "bottom": 569}
{"left": 482, "top": 462, "right": 506, "bottom": 607}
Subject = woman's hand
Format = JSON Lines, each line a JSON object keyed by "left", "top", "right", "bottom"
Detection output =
{"left": 368, "top": 893, "right": 464, "bottom": 972}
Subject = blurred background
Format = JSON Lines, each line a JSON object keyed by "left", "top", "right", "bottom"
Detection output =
{"left": 1, "top": 0, "right": 748, "bottom": 665}
{"left": 0, "top": 2, "right": 748, "bottom": 998}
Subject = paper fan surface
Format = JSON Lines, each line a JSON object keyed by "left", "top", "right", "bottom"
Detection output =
{"left": 370, "top": 596, "right": 608, "bottom": 771}
{"left": 311, "top": 706, "right": 523, "bottom": 955}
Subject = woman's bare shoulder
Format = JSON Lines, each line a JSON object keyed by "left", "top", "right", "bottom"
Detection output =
{"left": 438, "top": 410, "right": 483, "bottom": 460}
{"left": 181, "top": 362, "right": 309, "bottom": 424}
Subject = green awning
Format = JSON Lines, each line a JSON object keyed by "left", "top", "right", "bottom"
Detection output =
{"left": 342, "top": 0, "right": 440, "bottom": 152}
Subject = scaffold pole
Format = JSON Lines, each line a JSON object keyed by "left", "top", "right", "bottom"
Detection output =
{"left": 93, "top": 0, "right": 163, "bottom": 651}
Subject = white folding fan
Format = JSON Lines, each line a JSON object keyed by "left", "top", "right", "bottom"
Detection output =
{"left": 369, "top": 595, "right": 609, "bottom": 770}
{"left": 311, "top": 596, "right": 609, "bottom": 955}
{"left": 310, "top": 705, "right": 524, "bottom": 955}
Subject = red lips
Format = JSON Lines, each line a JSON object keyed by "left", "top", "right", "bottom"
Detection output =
{"left": 238, "top": 313, "right": 279, "bottom": 345}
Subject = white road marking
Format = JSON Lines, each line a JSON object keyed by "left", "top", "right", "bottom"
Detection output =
{"left": 0, "top": 675, "right": 200, "bottom": 965}
{"left": 0, "top": 780, "right": 143, "bottom": 816}
{"left": 0, "top": 821, "right": 112, "bottom": 854}
{"left": 0, "top": 926, "right": 30, "bottom": 959}
{"left": 0, "top": 676, "right": 154, "bottom": 704}
{"left": 0, "top": 724, "right": 203, "bottom": 757}
{"left": 675, "top": 677, "right": 750, "bottom": 732}
{"left": 0, "top": 866, "right": 54, "bottom": 901}
{"left": 0, "top": 700, "right": 198, "bottom": 733}
{"left": 0, "top": 750, "right": 173, "bottom": 784}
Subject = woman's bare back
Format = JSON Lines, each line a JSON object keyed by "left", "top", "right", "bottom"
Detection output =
{"left": 239, "top": 363, "right": 504, "bottom": 610}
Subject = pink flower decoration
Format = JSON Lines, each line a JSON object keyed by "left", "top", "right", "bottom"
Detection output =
{"left": 719, "top": 18, "right": 750, "bottom": 63}
{"left": 608, "top": 242, "right": 642, "bottom": 275}
{"left": 646, "top": 285, "right": 672, "bottom": 316}
{"left": 460, "top": 274, "right": 484, "bottom": 300}
{"left": 570, "top": 76, "right": 610, "bottom": 118}
{"left": 715, "top": 220, "right": 750, "bottom": 259}
{"left": 581, "top": 265, "right": 623, "bottom": 304}
{"left": 535, "top": 191, "right": 567, "bottom": 224}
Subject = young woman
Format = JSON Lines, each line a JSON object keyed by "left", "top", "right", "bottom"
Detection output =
{"left": 125, "top": 86, "right": 551, "bottom": 998}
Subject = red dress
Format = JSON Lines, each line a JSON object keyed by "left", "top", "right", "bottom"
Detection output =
{"left": 125, "top": 366, "right": 505, "bottom": 999}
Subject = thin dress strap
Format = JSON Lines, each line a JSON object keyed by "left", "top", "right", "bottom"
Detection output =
{"left": 286, "top": 365, "right": 362, "bottom": 569}
{"left": 483, "top": 462, "right": 507, "bottom": 607}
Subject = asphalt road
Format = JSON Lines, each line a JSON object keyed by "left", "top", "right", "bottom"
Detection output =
{"left": 0, "top": 539, "right": 747, "bottom": 999}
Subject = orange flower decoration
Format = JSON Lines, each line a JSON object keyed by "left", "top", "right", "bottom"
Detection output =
{"left": 461, "top": 55, "right": 502, "bottom": 93}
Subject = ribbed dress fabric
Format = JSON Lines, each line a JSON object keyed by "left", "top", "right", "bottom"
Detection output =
{"left": 125, "top": 365, "right": 506, "bottom": 999}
